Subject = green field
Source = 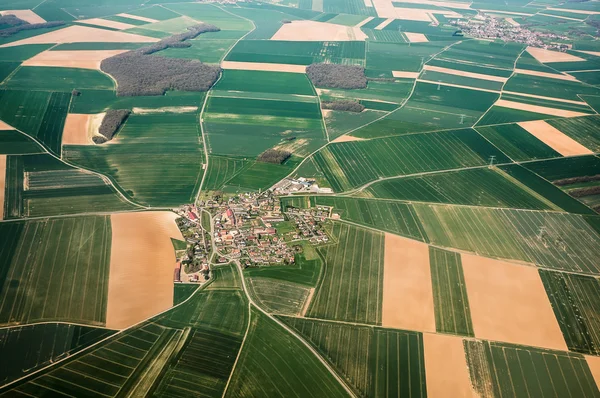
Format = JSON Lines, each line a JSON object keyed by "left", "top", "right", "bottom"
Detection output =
{"left": 524, "top": 155, "right": 600, "bottom": 181}
{"left": 224, "top": 157, "right": 302, "bottom": 191}
{"left": 365, "top": 167, "right": 557, "bottom": 210}
{"left": 0, "top": 323, "right": 114, "bottom": 386}
{"left": 214, "top": 69, "right": 316, "bottom": 96}
{"left": 312, "top": 129, "right": 510, "bottom": 191}
{"left": 414, "top": 203, "right": 600, "bottom": 274}
{"left": 465, "top": 340, "right": 600, "bottom": 398}
{"left": 2, "top": 67, "right": 114, "bottom": 91}
{"left": 243, "top": 245, "right": 322, "bottom": 286}
{"left": 165, "top": 3, "right": 254, "bottom": 31}
{"left": 477, "top": 104, "right": 558, "bottom": 126}
{"left": 225, "top": 309, "right": 348, "bottom": 398}
{"left": 70, "top": 90, "right": 206, "bottom": 114}
{"left": 207, "top": 263, "right": 242, "bottom": 290}
{"left": 160, "top": 38, "right": 237, "bottom": 64}
{"left": 202, "top": 156, "right": 251, "bottom": 191}
{"left": 64, "top": 113, "right": 204, "bottom": 207}
{"left": 475, "top": 123, "right": 561, "bottom": 161}
{"left": 504, "top": 74, "right": 600, "bottom": 102}
{"left": 307, "top": 222, "right": 384, "bottom": 324}
{"left": 247, "top": 277, "right": 311, "bottom": 315}
{"left": 540, "top": 270, "right": 600, "bottom": 356}
{"left": 282, "top": 317, "right": 427, "bottom": 398}
{"left": 547, "top": 115, "right": 600, "bottom": 152}
{"left": 0, "top": 129, "right": 44, "bottom": 155}
{"left": 0, "top": 216, "right": 111, "bottom": 325}
{"left": 429, "top": 248, "right": 474, "bottom": 336}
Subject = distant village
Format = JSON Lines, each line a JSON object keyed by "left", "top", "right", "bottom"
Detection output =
{"left": 173, "top": 184, "right": 335, "bottom": 284}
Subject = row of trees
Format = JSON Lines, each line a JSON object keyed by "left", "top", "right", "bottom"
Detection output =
{"left": 257, "top": 149, "right": 292, "bottom": 164}
{"left": 0, "top": 19, "right": 64, "bottom": 37}
{"left": 0, "top": 15, "right": 27, "bottom": 26}
{"left": 321, "top": 99, "right": 365, "bottom": 113}
{"left": 93, "top": 110, "right": 130, "bottom": 144}
{"left": 100, "top": 24, "right": 222, "bottom": 97}
{"left": 306, "top": 63, "right": 367, "bottom": 89}
{"left": 554, "top": 174, "right": 600, "bottom": 186}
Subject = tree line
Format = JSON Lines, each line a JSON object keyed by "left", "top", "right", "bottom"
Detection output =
{"left": 94, "top": 109, "right": 130, "bottom": 144}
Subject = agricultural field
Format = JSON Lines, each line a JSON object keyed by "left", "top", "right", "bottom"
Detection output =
{"left": 2, "top": 0, "right": 600, "bottom": 395}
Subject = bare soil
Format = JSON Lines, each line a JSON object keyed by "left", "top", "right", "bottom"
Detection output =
{"left": 423, "top": 333, "right": 477, "bottom": 398}
{"left": 221, "top": 61, "right": 307, "bottom": 73}
{"left": 424, "top": 64, "right": 508, "bottom": 82}
{"left": 23, "top": 50, "right": 128, "bottom": 70}
{"left": 271, "top": 20, "right": 367, "bottom": 41}
{"left": 494, "top": 99, "right": 588, "bottom": 118}
{"left": 518, "top": 120, "right": 593, "bottom": 156}
{"left": 381, "top": 233, "right": 435, "bottom": 332}
{"left": 0, "top": 25, "right": 159, "bottom": 48}
{"left": 0, "top": 120, "right": 13, "bottom": 130}
{"left": 392, "top": 71, "right": 420, "bottom": 78}
{"left": 527, "top": 46, "right": 585, "bottom": 63}
{"left": 404, "top": 32, "right": 429, "bottom": 42}
{"left": 332, "top": 135, "right": 365, "bottom": 143}
{"left": 514, "top": 68, "right": 577, "bottom": 81}
{"left": 77, "top": 18, "right": 136, "bottom": 30}
{"left": 0, "top": 9, "right": 45, "bottom": 23}
{"left": 461, "top": 253, "right": 568, "bottom": 351}
{"left": 106, "top": 211, "right": 184, "bottom": 329}
{"left": 62, "top": 113, "right": 106, "bottom": 146}
{"left": 585, "top": 355, "right": 600, "bottom": 390}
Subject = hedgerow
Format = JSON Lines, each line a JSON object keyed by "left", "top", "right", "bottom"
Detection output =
{"left": 94, "top": 110, "right": 130, "bottom": 144}
{"left": 257, "top": 149, "right": 292, "bottom": 164}
{"left": 306, "top": 63, "right": 367, "bottom": 89}
{"left": 321, "top": 100, "right": 365, "bottom": 113}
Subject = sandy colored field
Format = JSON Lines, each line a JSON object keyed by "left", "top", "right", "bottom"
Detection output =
{"left": 518, "top": 120, "right": 593, "bottom": 156}
{"left": 547, "top": 7, "right": 600, "bottom": 15}
{"left": 462, "top": 253, "right": 567, "bottom": 351}
{"left": 355, "top": 16, "right": 374, "bottom": 28}
{"left": 116, "top": 13, "right": 159, "bottom": 23}
{"left": 480, "top": 9, "right": 532, "bottom": 16}
{"left": 133, "top": 106, "right": 198, "bottom": 114}
{"left": 418, "top": 79, "right": 500, "bottom": 93}
{"left": 424, "top": 64, "right": 508, "bottom": 82}
{"left": 503, "top": 91, "right": 587, "bottom": 105}
{"left": 575, "top": 50, "right": 600, "bottom": 58}
{"left": 221, "top": 60, "right": 306, "bottom": 73}
{"left": 586, "top": 356, "right": 600, "bottom": 390}
{"left": 404, "top": 32, "right": 429, "bottom": 43}
{"left": 374, "top": 18, "right": 394, "bottom": 30}
{"left": 392, "top": 70, "right": 420, "bottom": 78}
{"left": 22, "top": 49, "right": 128, "bottom": 70}
{"left": 514, "top": 68, "right": 578, "bottom": 81}
{"left": 526, "top": 46, "right": 585, "bottom": 63}
{"left": 494, "top": 99, "right": 588, "bottom": 118}
{"left": 505, "top": 17, "right": 520, "bottom": 26}
{"left": 381, "top": 234, "right": 435, "bottom": 332}
{"left": 62, "top": 113, "right": 105, "bottom": 146}
{"left": 0, "top": 25, "right": 159, "bottom": 48}
{"left": 0, "top": 9, "right": 45, "bottom": 23}
{"left": 271, "top": 20, "right": 367, "bottom": 41}
{"left": 0, "top": 120, "right": 13, "bottom": 130}
{"left": 423, "top": 333, "right": 477, "bottom": 398}
{"left": 389, "top": 0, "right": 472, "bottom": 9}
{"left": 77, "top": 18, "right": 136, "bottom": 30}
{"left": 332, "top": 135, "right": 365, "bottom": 143}
{"left": 106, "top": 211, "right": 183, "bottom": 329}
{"left": 0, "top": 155, "right": 5, "bottom": 221}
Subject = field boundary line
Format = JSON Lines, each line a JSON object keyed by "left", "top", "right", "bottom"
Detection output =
{"left": 195, "top": 5, "right": 256, "bottom": 202}
{"left": 221, "top": 297, "right": 252, "bottom": 397}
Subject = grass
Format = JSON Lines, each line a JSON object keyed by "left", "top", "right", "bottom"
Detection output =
{"left": 464, "top": 340, "right": 600, "bottom": 398}
{"left": 429, "top": 247, "right": 474, "bottom": 336}
{"left": 64, "top": 113, "right": 204, "bottom": 207}
{"left": 308, "top": 222, "right": 384, "bottom": 324}
{"left": 225, "top": 309, "right": 348, "bottom": 398}
{"left": 475, "top": 123, "right": 561, "bottom": 161}
{"left": 2, "top": 67, "right": 114, "bottom": 91}
{"left": 246, "top": 277, "right": 311, "bottom": 315}
{"left": 312, "top": 129, "right": 510, "bottom": 191}
{"left": 539, "top": 270, "right": 600, "bottom": 356}
{"left": 414, "top": 203, "right": 600, "bottom": 274}
{"left": 0, "top": 323, "right": 115, "bottom": 386}
{"left": 311, "top": 196, "right": 428, "bottom": 241}
{"left": 365, "top": 167, "right": 557, "bottom": 210}
{"left": 0, "top": 216, "right": 111, "bottom": 325}
{"left": 281, "top": 317, "right": 427, "bottom": 398}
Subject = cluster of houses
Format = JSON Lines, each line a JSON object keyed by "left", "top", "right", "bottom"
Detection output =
{"left": 173, "top": 205, "right": 211, "bottom": 283}
{"left": 272, "top": 177, "right": 334, "bottom": 195}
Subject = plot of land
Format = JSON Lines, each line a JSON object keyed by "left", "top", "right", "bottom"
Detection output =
{"left": 494, "top": 99, "right": 588, "bottom": 118}
{"left": 106, "top": 211, "right": 183, "bottom": 329}
{"left": 0, "top": 9, "right": 45, "bottom": 24}
{"left": 382, "top": 233, "right": 435, "bottom": 332}
{"left": 116, "top": 13, "right": 159, "bottom": 23}
{"left": 78, "top": 18, "right": 136, "bottom": 30}
{"left": 518, "top": 120, "right": 593, "bottom": 156}
{"left": 423, "top": 333, "right": 476, "bottom": 398}
{"left": 22, "top": 50, "right": 128, "bottom": 70}
{"left": 392, "top": 70, "right": 420, "bottom": 78}
{"left": 587, "top": 355, "right": 600, "bottom": 391}
{"left": 0, "top": 25, "right": 159, "bottom": 48}
{"left": 514, "top": 68, "right": 578, "bottom": 81}
{"left": 271, "top": 20, "right": 367, "bottom": 41}
{"left": 423, "top": 64, "right": 508, "bottom": 82}
{"left": 62, "top": 113, "right": 104, "bottom": 145}
{"left": 221, "top": 60, "right": 307, "bottom": 73}
{"left": 462, "top": 253, "right": 567, "bottom": 351}
{"left": 404, "top": 32, "right": 429, "bottom": 43}
{"left": 527, "top": 46, "right": 585, "bottom": 63}
{"left": 0, "top": 155, "right": 5, "bottom": 220}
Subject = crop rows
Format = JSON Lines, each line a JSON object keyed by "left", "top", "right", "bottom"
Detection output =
{"left": 203, "top": 156, "right": 251, "bottom": 191}
{"left": 247, "top": 277, "right": 311, "bottom": 316}
{"left": 308, "top": 222, "right": 384, "bottom": 324}
{"left": 475, "top": 124, "right": 561, "bottom": 161}
{"left": 547, "top": 115, "right": 600, "bottom": 153}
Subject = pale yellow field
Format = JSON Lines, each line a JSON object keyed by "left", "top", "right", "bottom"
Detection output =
{"left": 390, "top": 0, "right": 472, "bottom": 9}
{"left": 392, "top": 71, "right": 420, "bottom": 78}
{"left": 0, "top": 25, "right": 159, "bottom": 48}
{"left": 355, "top": 16, "right": 374, "bottom": 28}
{"left": 575, "top": 50, "right": 600, "bottom": 57}
{"left": 514, "top": 68, "right": 578, "bottom": 81}
{"left": 526, "top": 46, "right": 585, "bottom": 63}
{"left": 0, "top": 155, "right": 5, "bottom": 220}
{"left": 62, "top": 113, "right": 105, "bottom": 146}
{"left": 77, "top": 18, "right": 136, "bottom": 30}
{"left": 502, "top": 91, "right": 587, "bottom": 105}
{"left": 374, "top": 18, "right": 394, "bottom": 30}
{"left": 424, "top": 64, "right": 508, "bottom": 82}
{"left": 132, "top": 106, "right": 198, "bottom": 114}
{"left": 381, "top": 234, "right": 435, "bottom": 332}
{"left": 332, "top": 135, "right": 365, "bottom": 143}
{"left": 0, "top": 9, "right": 45, "bottom": 23}
{"left": 547, "top": 7, "right": 600, "bottom": 15}
{"left": 494, "top": 99, "right": 588, "bottom": 118}
{"left": 271, "top": 20, "right": 367, "bottom": 41}
{"left": 586, "top": 355, "right": 600, "bottom": 390}
{"left": 22, "top": 50, "right": 128, "bottom": 70}
{"left": 221, "top": 60, "right": 307, "bottom": 73}
{"left": 404, "top": 32, "right": 429, "bottom": 42}
{"left": 518, "top": 120, "right": 593, "bottom": 156}
{"left": 106, "top": 211, "right": 184, "bottom": 329}
{"left": 116, "top": 13, "right": 159, "bottom": 23}
{"left": 506, "top": 17, "right": 520, "bottom": 26}
{"left": 462, "top": 253, "right": 568, "bottom": 351}
{"left": 423, "top": 333, "right": 477, "bottom": 398}
{"left": 0, "top": 120, "right": 12, "bottom": 130}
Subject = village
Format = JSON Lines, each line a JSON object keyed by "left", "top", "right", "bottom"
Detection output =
{"left": 173, "top": 187, "right": 334, "bottom": 283}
